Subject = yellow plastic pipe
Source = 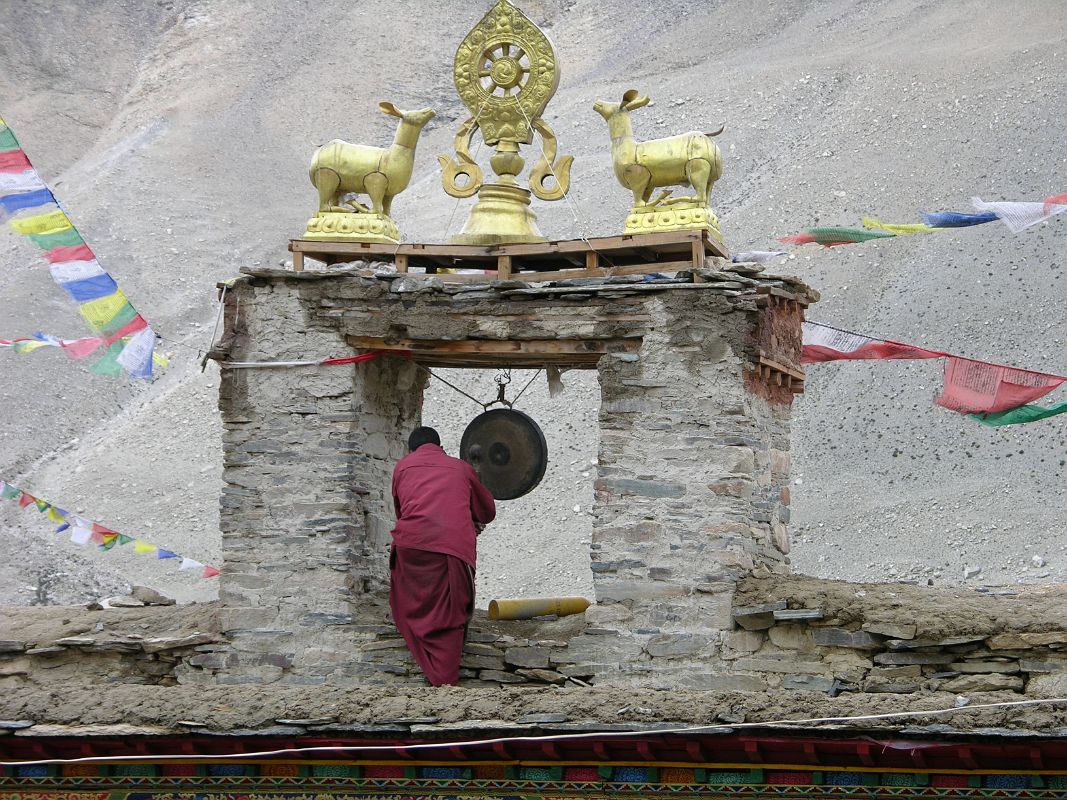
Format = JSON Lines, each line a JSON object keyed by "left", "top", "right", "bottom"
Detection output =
{"left": 488, "top": 596, "right": 591, "bottom": 621}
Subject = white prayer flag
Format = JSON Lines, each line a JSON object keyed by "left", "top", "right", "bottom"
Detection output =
{"left": 972, "top": 197, "right": 1067, "bottom": 234}
{"left": 70, "top": 526, "right": 92, "bottom": 546}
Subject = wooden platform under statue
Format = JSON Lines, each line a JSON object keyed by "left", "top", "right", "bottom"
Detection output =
{"left": 288, "top": 229, "right": 728, "bottom": 282}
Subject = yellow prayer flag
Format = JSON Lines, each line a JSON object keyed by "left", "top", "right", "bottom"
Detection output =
{"left": 152, "top": 352, "right": 170, "bottom": 369}
{"left": 862, "top": 217, "right": 935, "bottom": 236}
{"left": 80, "top": 290, "right": 129, "bottom": 329}
{"left": 8, "top": 208, "right": 72, "bottom": 237}
{"left": 133, "top": 540, "right": 157, "bottom": 555}
{"left": 46, "top": 506, "right": 66, "bottom": 524}
{"left": 11, "top": 340, "right": 50, "bottom": 354}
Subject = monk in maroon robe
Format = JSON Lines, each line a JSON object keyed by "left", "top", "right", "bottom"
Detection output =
{"left": 389, "top": 426, "right": 496, "bottom": 686}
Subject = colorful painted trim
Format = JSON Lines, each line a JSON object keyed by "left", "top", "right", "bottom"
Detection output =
{"left": 2, "top": 762, "right": 1067, "bottom": 797}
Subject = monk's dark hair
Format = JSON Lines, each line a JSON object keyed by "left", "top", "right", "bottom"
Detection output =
{"left": 408, "top": 426, "right": 441, "bottom": 451}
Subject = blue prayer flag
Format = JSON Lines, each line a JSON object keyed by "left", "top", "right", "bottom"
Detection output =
{"left": 62, "top": 273, "right": 119, "bottom": 303}
{"left": 919, "top": 210, "right": 998, "bottom": 228}
{"left": 0, "top": 188, "right": 55, "bottom": 219}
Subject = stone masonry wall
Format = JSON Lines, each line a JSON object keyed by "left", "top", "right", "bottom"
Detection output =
{"left": 210, "top": 262, "right": 814, "bottom": 687}
{"left": 216, "top": 276, "right": 422, "bottom": 684}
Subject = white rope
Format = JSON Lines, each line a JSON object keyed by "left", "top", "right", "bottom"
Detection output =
{"left": 514, "top": 102, "right": 616, "bottom": 270}
{"left": 4, "top": 695, "right": 1065, "bottom": 766}
{"left": 219, "top": 359, "right": 324, "bottom": 369}
{"left": 442, "top": 97, "right": 491, "bottom": 242}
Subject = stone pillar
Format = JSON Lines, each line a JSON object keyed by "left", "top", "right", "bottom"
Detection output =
{"left": 215, "top": 279, "right": 422, "bottom": 684}
{"left": 582, "top": 291, "right": 793, "bottom": 688}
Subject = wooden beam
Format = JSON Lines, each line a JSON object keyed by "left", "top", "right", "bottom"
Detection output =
{"left": 345, "top": 334, "right": 639, "bottom": 369}
{"left": 291, "top": 251, "right": 304, "bottom": 273}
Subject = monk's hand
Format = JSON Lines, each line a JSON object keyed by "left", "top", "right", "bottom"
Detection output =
{"left": 475, "top": 522, "right": 486, "bottom": 535}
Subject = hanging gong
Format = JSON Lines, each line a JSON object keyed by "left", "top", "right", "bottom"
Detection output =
{"left": 460, "top": 408, "right": 547, "bottom": 500}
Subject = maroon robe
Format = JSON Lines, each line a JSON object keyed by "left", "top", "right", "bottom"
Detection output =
{"left": 390, "top": 546, "right": 474, "bottom": 686}
{"left": 389, "top": 444, "right": 496, "bottom": 686}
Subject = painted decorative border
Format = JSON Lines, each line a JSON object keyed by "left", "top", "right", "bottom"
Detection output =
{"left": 0, "top": 764, "right": 1064, "bottom": 797}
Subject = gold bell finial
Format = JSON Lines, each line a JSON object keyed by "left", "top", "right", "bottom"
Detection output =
{"left": 439, "top": 0, "right": 573, "bottom": 244}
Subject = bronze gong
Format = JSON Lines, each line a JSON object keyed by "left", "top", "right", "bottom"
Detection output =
{"left": 460, "top": 408, "right": 548, "bottom": 500}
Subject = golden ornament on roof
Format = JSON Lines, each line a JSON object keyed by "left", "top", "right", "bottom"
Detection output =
{"left": 440, "top": 0, "right": 573, "bottom": 244}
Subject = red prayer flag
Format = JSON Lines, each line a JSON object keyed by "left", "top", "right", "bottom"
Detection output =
{"left": 936, "top": 357, "right": 1065, "bottom": 414}
{"left": 801, "top": 322, "right": 943, "bottom": 364}
{"left": 43, "top": 243, "right": 95, "bottom": 264}
{"left": 203, "top": 565, "right": 220, "bottom": 578}
{"left": 1044, "top": 193, "right": 1067, "bottom": 213}
{"left": 0, "top": 150, "right": 32, "bottom": 173}
{"left": 17, "top": 492, "right": 35, "bottom": 508}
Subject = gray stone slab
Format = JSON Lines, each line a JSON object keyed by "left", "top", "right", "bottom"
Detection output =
{"left": 862, "top": 621, "right": 917, "bottom": 640}
{"left": 886, "top": 635, "right": 985, "bottom": 650}
{"left": 515, "top": 668, "right": 566, "bottom": 683}
{"left": 1021, "top": 659, "right": 1067, "bottom": 673}
{"left": 517, "top": 713, "right": 569, "bottom": 724}
{"left": 479, "top": 669, "right": 527, "bottom": 684}
{"left": 732, "top": 602, "right": 787, "bottom": 631}
{"left": 142, "top": 633, "right": 217, "bottom": 653}
{"left": 504, "top": 646, "right": 550, "bottom": 668}
{"left": 948, "top": 660, "right": 1020, "bottom": 674}
{"left": 782, "top": 674, "right": 836, "bottom": 693}
{"left": 812, "top": 628, "right": 881, "bottom": 650}
{"left": 773, "top": 608, "right": 825, "bottom": 621}
{"left": 873, "top": 651, "right": 956, "bottom": 665}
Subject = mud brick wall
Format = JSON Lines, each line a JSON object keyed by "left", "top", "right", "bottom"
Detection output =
{"left": 211, "top": 264, "right": 812, "bottom": 686}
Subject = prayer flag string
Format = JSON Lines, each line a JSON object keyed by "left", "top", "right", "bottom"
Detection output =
{"left": 0, "top": 112, "right": 162, "bottom": 378}
{"left": 803, "top": 321, "right": 1067, "bottom": 427}
{"left": 773, "top": 194, "right": 1067, "bottom": 253}
{"left": 0, "top": 479, "right": 218, "bottom": 579}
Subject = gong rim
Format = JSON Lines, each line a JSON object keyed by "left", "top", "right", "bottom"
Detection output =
{"left": 460, "top": 408, "right": 547, "bottom": 501}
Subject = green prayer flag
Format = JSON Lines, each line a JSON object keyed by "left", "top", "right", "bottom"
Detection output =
{"left": 808, "top": 226, "right": 896, "bottom": 243}
{"left": 969, "top": 400, "right": 1067, "bottom": 427}
{"left": 0, "top": 128, "right": 19, "bottom": 152}
{"left": 95, "top": 302, "right": 139, "bottom": 336}
{"left": 117, "top": 534, "right": 133, "bottom": 545}
{"left": 26, "top": 227, "right": 84, "bottom": 250}
{"left": 89, "top": 340, "right": 126, "bottom": 377}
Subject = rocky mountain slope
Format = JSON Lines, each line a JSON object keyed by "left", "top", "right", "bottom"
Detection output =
{"left": 1, "top": 0, "right": 1064, "bottom": 604}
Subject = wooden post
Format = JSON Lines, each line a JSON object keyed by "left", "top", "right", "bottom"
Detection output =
{"left": 497, "top": 254, "right": 512, "bottom": 280}
{"left": 395, "top": 254, "right": 409, "bottom": 273}
{"left": 690, "top": 235, "right": 705, "bottom": 283}
{"left": 585, "top": 250, "right": 599, "bottom": 274}
{"left": 292, "top": 251, "right": 304, "bottom": 273}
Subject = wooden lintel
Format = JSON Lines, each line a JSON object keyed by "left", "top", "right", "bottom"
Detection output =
{"left": 346, "top": 335, "right": 638, "bottom": 369}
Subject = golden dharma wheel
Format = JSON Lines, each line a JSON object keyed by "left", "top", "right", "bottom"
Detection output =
{"left": 453, "top": 0, "right": 560, "bottom": 145}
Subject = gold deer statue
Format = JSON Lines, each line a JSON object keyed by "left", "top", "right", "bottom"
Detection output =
{"left": 304, "top": 102, "right": 436, "bottom": 243}
{"left": 593, "top": 89, "right": 724, "bottom": 238}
